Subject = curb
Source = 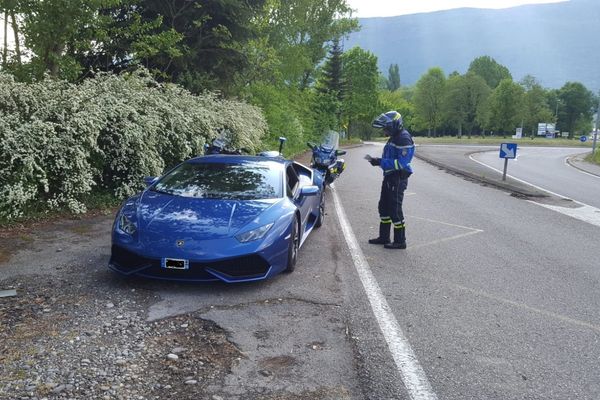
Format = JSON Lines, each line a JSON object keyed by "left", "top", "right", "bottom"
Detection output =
{"left": 414, "top": 152, "right": 548, "bottom": 198}
{"left": 565, "top": 153, "right": 600, "bottom": 177}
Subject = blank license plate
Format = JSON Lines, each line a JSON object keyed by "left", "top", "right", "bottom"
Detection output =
{"left": 162, "top": 258, "right": 189, "bottom": 270}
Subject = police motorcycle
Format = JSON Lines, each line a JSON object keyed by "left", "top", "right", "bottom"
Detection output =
{"left": 204, "top": 130, "right": 247, "bottom": 155}
{"left": 306, "top": 130, "right": 346, "bottom": 186}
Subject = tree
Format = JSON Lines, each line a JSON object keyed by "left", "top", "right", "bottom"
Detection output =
{"left": 315, "top": 36, "right": 345, "bottom": 130}
{"left": 414, "top": 67, "right": 446, "bottom": 137}
{"left": 341, "top": 46, "right": 379, "bottom": 139}
{"left": 488, "top": 78, "right": 524, "bottom": 136}
{"left": 520, "top": 75, "right": 554, "bottom": 137}
{"left": 16, "top": 0, "right": 122, "bottom": 80}
{"left": 557, "top": 81, "right": 594, "bottom": 138}
{"left": 263, "top": 0, "right": 357, "bottom": 89}
{"left": 387, "top": 63, "right": 400, "bottom": 91}
{"left": 468, "top": 55, "right": 512, "bottom": 89}
{"left": 442, "top": 72, "right": 491, "bottom": 138}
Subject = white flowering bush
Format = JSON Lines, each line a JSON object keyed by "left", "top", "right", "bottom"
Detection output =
{"left": 0, "top": 70, "right": 267, "bottom": 221}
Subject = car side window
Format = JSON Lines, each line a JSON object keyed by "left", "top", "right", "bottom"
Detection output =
{"left": 286, "top": 166, "right": 299, "bottom": 197}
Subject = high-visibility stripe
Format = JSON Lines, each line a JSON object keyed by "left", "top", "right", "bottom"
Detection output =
{"left": 389, "top": 143, "right": 415, "bottom": 150}
{"left": 394, "top": 159, "right": 400, "bottom": 170}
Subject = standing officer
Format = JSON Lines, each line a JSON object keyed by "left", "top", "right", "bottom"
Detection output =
{"left": 366, "top": 111, "right": 414, "bottom": 249}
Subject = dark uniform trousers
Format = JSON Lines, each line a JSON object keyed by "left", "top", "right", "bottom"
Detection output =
{"left": 378, "top": 173, "right": 408, "bottom": 227}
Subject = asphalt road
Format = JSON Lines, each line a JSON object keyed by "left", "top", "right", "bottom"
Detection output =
{"left": 333, "top": 142, "right": 600, "bottom": 399}
{"left": 473, "top": 147, "right": 600, "bottom": 207}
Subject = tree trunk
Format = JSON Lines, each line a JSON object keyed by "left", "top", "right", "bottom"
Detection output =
{"left": 3, "top": 10, "right": 8, "bottom": 67}
{"left": 458, "top": 122, "right": 462, "bottom": 139}
{"left": 10, "top": 11, "right": 21, "bottom": 66}
{"left": 46, "top": 43, "right": 66, "bottom": 78}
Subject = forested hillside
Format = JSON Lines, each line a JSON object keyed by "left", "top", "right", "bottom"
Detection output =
{"left": 346, "top": 0, "right": 600, "bottom": 90}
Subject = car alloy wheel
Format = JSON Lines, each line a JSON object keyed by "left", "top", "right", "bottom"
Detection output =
{"left": 315, "top": 192, "right": 325, "bottom": 228}
{"left": 285, "top": 218, "right": 300, "bottom": 273}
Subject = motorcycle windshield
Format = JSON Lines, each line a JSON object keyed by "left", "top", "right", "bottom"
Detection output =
{"left": 320, "top": 131, "right": 339, "bottom": 151}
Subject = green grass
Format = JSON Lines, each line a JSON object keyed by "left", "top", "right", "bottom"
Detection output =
{"left": 405, "top": 135, "right": 594, "bottom": 147}
{"left": 585, "top": 149, "right": 600, "bottom": 165}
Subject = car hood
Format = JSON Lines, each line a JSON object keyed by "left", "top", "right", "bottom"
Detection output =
{"left": 137, "top": 190, "right": 278, "bottom": 242}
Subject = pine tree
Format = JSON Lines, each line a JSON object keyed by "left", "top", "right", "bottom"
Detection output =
{"left": 387, "top": 63, "right": 400, "bottom": 91}
{"left": 318, "top": 37, "right": 344, "bottom": 102}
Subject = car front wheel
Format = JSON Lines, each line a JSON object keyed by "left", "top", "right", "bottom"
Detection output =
{"left": 315, "top": 192, "right": 325, "bottom": 228}
{"left": 285, "top": 217, "right": 300, "bottom": 273}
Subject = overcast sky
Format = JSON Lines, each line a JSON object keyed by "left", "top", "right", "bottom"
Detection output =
{"left": 346, "top": 0, "right": 569, "bottom": 18}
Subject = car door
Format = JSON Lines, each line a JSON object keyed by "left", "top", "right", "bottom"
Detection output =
{"left": 285, "top": 164, "right": 313, "bottom": 233}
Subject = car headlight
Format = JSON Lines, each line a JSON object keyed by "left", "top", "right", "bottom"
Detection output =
{"left": 236, "top": 223, "right": 274, "bottom": 243}
{"left": 118, "top": 214, "right": 137, "bottom": 235}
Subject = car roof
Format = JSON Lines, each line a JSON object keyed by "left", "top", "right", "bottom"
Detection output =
{"left": 187, "top": 154, "right": 289, "bottom": 167}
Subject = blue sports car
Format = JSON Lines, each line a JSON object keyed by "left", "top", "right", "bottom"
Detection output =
{"left": 109, "top": 154, "right": 325, "bottom": 283}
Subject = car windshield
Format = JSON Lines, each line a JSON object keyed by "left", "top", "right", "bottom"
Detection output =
{"left": 151, "top": 161, "right": 282, "bottom": 200}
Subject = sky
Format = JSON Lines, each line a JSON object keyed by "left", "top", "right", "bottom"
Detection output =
{"left": 346, "top": 0, "right": 569, "bottom": 18}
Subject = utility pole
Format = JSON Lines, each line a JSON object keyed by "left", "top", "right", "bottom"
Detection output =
{"left": 593, "top": 94, "right": 599, "bottom": 155}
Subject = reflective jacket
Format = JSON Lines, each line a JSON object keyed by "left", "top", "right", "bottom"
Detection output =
{"left": 380, "top": 129, "right": 415, "bottom": 177}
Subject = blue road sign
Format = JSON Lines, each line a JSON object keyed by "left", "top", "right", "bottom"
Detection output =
{"left": 580, "top": 135, "right": 588, "bottom": 142}
{"left": 499, "top": 143, "right": 518, "bottom": 159}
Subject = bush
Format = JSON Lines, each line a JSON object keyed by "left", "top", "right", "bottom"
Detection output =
{"left": 0, "top": 70, "right": 268, "bottom": 221}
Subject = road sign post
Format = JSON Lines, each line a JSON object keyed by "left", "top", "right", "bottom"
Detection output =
{"left": 499, "top": 143, "right": 518, "bottom": 181}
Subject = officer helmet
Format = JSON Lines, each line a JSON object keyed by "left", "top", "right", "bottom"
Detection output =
{"left": 372, "top": 111, "right": 403, "bottom": 135}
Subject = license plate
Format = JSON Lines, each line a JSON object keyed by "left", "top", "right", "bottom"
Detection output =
{"left": 162, "top": 258, "right": 189, "bottom": 270}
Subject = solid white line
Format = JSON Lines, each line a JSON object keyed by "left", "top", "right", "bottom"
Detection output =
{"left": 469, "top": 153, "right": 600, "bottom": 228}
{"left": 331, "top": 187, "right": 438, "bottom": 400}
{"left": 564, "top": 156, "right": 600, "bottom": 180}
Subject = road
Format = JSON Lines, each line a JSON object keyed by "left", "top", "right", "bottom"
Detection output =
{"left": 472, "top": 146, "right": 600, "bottom": 207}
{"left": 2, "top": 143, "right": 600, "bottom": 399}
{"left": 332, "top": 142, "right": 600, "bottom": 399}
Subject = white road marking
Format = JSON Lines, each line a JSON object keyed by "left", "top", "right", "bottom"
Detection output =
{"left": 564, "top": 156, "right": 600, "bottom": 180}
{"left": 469, "top": 154, "right": 600, "bottom": 228}
{"left": 406, "top": 216, "right": 484, "bottom": 250}
{"left": 452, "top": 283, "right": 600, "bottom": 334}
{"left": 331, "top": 187, "right": 438, "bottom": 400}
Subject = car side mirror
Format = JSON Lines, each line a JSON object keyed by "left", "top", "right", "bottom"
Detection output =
{"left": 335, "top": 150, "right": 347, "bottom": 156}
{"left": 299, "top": 185, "right": 319, "bottom": 197}
{"left": 144, "top": 176, "right": 159, "bottom": 186}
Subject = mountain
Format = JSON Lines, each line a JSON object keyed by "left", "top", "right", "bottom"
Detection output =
{"left": 345, "top": 0, "right": 600, "bottom": 91}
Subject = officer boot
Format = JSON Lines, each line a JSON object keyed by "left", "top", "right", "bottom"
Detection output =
{"left": 368, "top": 223, "right": 391, "bottom": 245}
{"left": 384, "top": 226, "right": 407, "bottom": 249}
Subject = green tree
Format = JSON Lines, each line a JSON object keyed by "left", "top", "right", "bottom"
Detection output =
{"left": 488, "top": 78, "right": 524, "bottom": 136}
{"left": 442, "top": 72, "right": 491, "bottom": 138}
{"left": 387, "top": 63, "right": 400, "bottom": 91}
{"left": 557, "top": 81, "right": 594, "bottom": 138}
{"left": 341, "top": 46, "right": 379, "bottom": 139}
{"left": 15, "top": 0, "right": 121, "bottom": 80}
{"left": 263, "top": 0, "right": 357, "bottom": 89}
{"left": 414, "top": 67, "right": 446, "bottom": 137}
{"left": 520, "top": 75, "right": 554, "bottom": 137}
{"left": 315, "top": 37, "right": 345, "bottom": 130}
{"left": 468, "top": 55, "right": 512, "bottom": 89}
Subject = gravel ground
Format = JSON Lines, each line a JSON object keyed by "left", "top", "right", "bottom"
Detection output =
{"left": 0, "top": 262, "right": 242, "bottom": 400}
{"left": 0, "top": 212, "right": 245, "bottom": 400}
